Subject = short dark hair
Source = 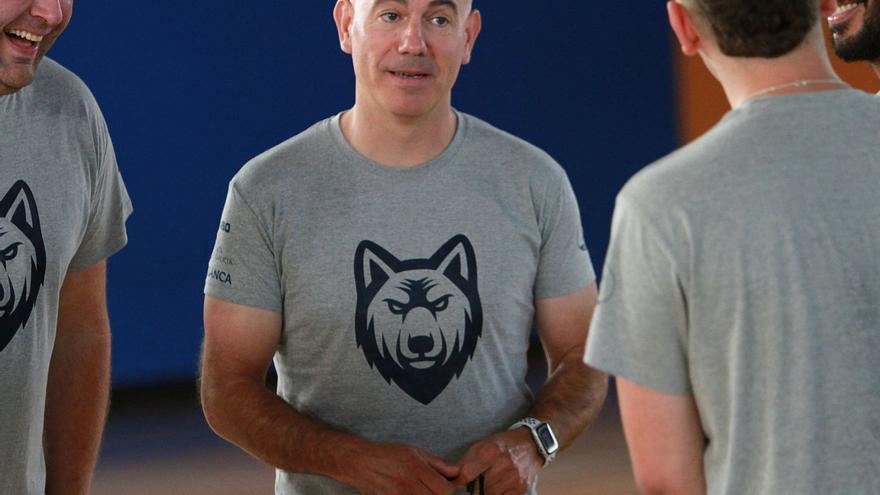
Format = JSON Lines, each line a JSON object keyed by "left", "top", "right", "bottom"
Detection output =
{"left": 692, "top": 0, "right": 818, "bottom": 58}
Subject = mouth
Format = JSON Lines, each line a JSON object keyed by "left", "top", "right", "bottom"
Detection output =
{"left": 828, "top": 0, "right": 868, "bottom": 28}
{"left": 389, "top": 70, "right": 431, "bottom": 80}
{"left": 3, "top": 29, "right": 44, "bottom": 54}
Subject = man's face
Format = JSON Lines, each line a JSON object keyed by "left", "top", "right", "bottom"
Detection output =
{"left": 0, "top": 0, "right": 72, "bottom": 95}
{"left": 336, "top": 0, "right": 480, "bottom": 119}
{"left": 828, "top": 0, "right": 880, "bottom": 62}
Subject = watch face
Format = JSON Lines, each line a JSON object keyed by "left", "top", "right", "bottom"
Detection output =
{"left": 536, "top": 424, "right": 559, "bottom": 453}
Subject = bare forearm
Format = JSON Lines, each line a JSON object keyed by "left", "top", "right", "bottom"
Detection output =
{"left": 44, "top": 330, "right": 111, "bottom": 495}
{"left": 530, "top": 348, "right": 608, "bottom": 449}
{"left": 202, "top": 377, "right": 369, "bottom": 483}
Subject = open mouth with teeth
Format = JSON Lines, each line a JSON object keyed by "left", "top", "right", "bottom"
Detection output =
{"left": 390, "top": 71, "right": 430, "bottom": 80}
{"left": 3, "top": 29, "right": 43, "bottom": 50}
{"left": 829, "top": 0, "right": 869, "bottom": 27}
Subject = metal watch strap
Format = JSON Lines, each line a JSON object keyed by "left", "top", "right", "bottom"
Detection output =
{"left": 508, "top": 417, "right": 558, "bottom": 466}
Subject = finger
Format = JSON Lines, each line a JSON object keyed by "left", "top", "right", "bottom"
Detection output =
{"left": 424, "top": 452, "right": 460, "bottom": 479}
{"left": 482, "top": 463, "right": 522, "bottom": 495}
{"left": 415, "top": 462, "right": 456, "bottom": 495}
{"left": 454, "top": 447, "right": 495, "bottom": 485}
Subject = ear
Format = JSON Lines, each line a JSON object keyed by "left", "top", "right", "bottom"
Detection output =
{"left": 667, "top": 1, "right": 702, "bottom": 56}
{"left": 432, "top": 235, "right": 476, "bottom": 284}
{"left": 0, "top": 181, "right": 38, "bottom": 232}
{"left": 355, "top": 241, "right": 399, "bottom": 293}
{"left": 334, "top": 0, "right": 355, "bottom": 55}
{"left": 461, "top": 9, "right": 482, "bottom": 65}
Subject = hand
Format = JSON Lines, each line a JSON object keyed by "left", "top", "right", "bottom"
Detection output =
{"left": 453, "top": 429, "right": 543, "bottom": 495}
{"left": 342, "top": 442, "right": 460, "bottom": 495}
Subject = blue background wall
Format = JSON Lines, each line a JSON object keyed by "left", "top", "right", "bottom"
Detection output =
{"left": 49, "top": 2, "right": 678, "bottom": 386}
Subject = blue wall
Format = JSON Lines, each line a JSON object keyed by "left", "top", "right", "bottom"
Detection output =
{"left": 50, "top": 2, "right": 678, "bottom": 386}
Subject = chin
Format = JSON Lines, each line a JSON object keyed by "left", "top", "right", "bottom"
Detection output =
{"left": 0, "top": 66, "right": 37, "bottom": 93}
{"left": 385, "top": 98, "right": 445, "bottom": 120}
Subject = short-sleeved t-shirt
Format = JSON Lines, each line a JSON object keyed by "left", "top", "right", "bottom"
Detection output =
{"left": 205, "top": 111, "right": 595, "bottom": 494}
{"left": 585, "top": 90, "right": 880, "bottom": 495}
{"left": 0, "top": 59, "right": 132, "bottom": 494}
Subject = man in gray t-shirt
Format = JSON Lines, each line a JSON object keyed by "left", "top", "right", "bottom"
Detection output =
{"left": 201, "top": 1, "right": 608, "bottom": 494}
{"left": 585, "top": 1, "right": 880, "bottom": 494}
{"left": 0, "top": 2, "right": 132, "bottom": 494}
{"left": 828, "top": 0, "right": 880, "bottom": 80}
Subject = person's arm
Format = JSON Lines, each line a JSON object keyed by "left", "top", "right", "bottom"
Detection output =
{"left": 200, "top": 295, "right": 459, "bottom": 495}
{"left": 617, "top": 378, "right": 706, "bottom": 495}
{"left": 43, "top": 261, "right": 112, "bottom": 495}
{"left": 454, "top": 284, "right": 609, "bottom": 493}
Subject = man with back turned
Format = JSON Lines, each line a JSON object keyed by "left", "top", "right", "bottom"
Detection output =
{"left": 585, "top": 0, "right": 880, "bottom": 494}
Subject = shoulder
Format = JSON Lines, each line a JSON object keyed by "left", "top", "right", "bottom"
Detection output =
{"left": 618, "top": 110, "right": 747, "bottom": 215}
{"left": 458, "top": 112, "right": 569, "bottom": 193}
{"left": 28, "top": 58, "right": 103, "bottom": 121}
{"left": 229, "top": 117, "right": 334, "bottom": 198}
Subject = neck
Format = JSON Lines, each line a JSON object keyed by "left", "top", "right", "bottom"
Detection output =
{"left": 873, "top": 61, "right": 880, "bottom": 80}
{"left": 708, "top": 33, "right": 845, "bottom": 107}
{"left": 340, "top": 99, "right": 457, "bottom": 169}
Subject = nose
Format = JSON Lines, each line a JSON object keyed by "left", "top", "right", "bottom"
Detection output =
{"left": 408, "top": 335, "right": 434, "bottom": 355}
{"left": 398, "top": 18, "right": 427, "bottom": 55}
{"left": 30, "top": 0, "right": 64, "bottom": 27}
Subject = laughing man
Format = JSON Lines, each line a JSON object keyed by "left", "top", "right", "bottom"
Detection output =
{"left": 200, "top": 1, "right": 608, "bottom": 494}
{"left": 0, "top": 1, "right": 132, "bottom": 494}
{"left": 828, "top": 0, "right": 880, "bottom": 80}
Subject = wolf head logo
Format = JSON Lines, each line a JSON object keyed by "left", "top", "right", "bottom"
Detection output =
{"left": 354, "top": 235, "right": 482, "bottom": 405}
{"left": 0, "top": 181, "right": 46, "bottom": 353}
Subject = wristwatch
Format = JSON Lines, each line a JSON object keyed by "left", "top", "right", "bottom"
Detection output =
{"left": 508, "top": 417, "right": 559, "bottom": 466}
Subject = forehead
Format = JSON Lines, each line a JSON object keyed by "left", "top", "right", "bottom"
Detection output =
{"left": 354, "top": 0, "right": 470, "bottom": 12}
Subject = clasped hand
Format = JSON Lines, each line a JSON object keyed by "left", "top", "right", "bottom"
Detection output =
{"left": 348, "top": 429, "right": 542, "bottom": 495}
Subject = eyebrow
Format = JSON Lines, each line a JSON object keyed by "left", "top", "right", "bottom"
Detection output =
{"left": 372, "top": 0, "right": 460, "bottom": 15}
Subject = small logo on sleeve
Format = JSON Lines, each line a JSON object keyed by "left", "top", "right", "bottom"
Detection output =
{"left": 207, "top": 269, "right": 233, "bottom": 285}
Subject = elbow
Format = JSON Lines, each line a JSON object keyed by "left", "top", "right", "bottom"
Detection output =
{"left": 199, "top": 372, "right": 230, "bottom": 436}
{"left": 633, "top": 470, "right": 704, "bottom": 495}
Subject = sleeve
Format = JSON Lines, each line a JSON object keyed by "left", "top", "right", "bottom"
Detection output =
{"left": 203, "top": 182, "right": 283, "bottom": 313}
{"left": 533, "top": 172, "right": 596, "bottom": 299}
{"left": 583, "top": 193, "right": 692, "bottom": 395}
{"left": 67, "top": 125, "right": 133, "bottom": 271}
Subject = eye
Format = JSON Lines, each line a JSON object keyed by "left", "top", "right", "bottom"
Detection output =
{"left": 431, "top": 295, "right": 452, "bottom": 312}
{"left": 430, "top": 16, "right": 450, "bottom": 26}
{"left": 384, "top": 298, "right": 407, "bottom": 315}
{"left": 0, "top": 242, "right": 21, "bottom": 261}
{"left": 380, "top": 11, "right": 400, "bottom": 23}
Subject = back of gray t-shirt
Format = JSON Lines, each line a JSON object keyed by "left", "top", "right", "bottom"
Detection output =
{"left": 586, "top": 90, "right": 880, "bottom": 495}
{"left": 0, "top": 59, "right": 132, "bottom": 494}
{"left": 206, "top": 112, "right": 594, "bottom": 494}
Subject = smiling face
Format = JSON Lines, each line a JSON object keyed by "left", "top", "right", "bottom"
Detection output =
{"left": 0, "top": 0, "right": 72, "bottom": 95}
{"left": 828, "top": 0, "right": 880, "bottom": 62}
{"left": 334, "top": 0, "right": 480, "bottom": 120}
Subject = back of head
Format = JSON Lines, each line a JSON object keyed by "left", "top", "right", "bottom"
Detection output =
{"left": 690, "top": 0, "right": 819, "bottom": 57}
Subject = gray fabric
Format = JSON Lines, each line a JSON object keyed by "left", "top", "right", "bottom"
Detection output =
{"left": 205, "top": 111, "right": 595, "bottom": 494}
{"left": 0, "top": 58, "right": 132, "bottom": 495}
{"left": 585, "top": 90, "right": 880, "bottom": 495}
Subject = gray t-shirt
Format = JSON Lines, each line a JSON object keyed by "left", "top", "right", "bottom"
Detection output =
{"left": 205, "top": 112, "right": 595, "bottom": 494}
{"left": 585, "top": 90, "right": 880, "bottom": 495}
{"left": 0, "top": 59, "right": 132, "bottom": 494}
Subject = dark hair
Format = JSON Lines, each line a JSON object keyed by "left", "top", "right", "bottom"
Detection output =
{"left": 693, "top": 0, "right": 818, "bottom": 57}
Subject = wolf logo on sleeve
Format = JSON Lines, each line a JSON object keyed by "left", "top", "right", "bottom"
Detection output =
{"left": 0, "top": 181, "right": 47, "bottom": 353}
{"left": 354, "top": 235, "right": 482, "bottom": 405}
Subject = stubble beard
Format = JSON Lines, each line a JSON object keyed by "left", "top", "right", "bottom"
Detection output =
{"left": 832, "top": 1, "right": 880, "bottom": 62}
